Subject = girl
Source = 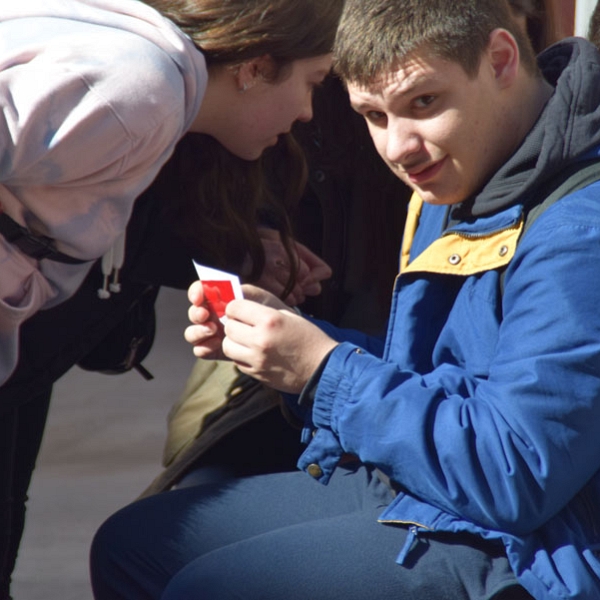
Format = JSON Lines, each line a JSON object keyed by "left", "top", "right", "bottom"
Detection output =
{"left": 0, "top": 0, "right": 342, "bottom": 387}
{"left": 0, "top": 1, "right": 342, "bottom": 596}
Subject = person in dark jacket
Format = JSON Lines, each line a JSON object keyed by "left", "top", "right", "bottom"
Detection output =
{"left": 91, "top": 1, "right": 600, "bottom": 598}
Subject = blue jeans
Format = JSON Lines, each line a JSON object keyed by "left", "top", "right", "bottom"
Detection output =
{"left": 90, "top": 464, "right": 530, "bottom": 600}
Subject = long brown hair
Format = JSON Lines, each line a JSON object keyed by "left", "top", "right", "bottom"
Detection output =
{"left": 144, "top": 0, "right": 343, "bottom": 71}
{"left": 142, "top": 0, "right": 343, "bottom": 296}
{"left": 153, "top": 132, "right": 307, "bottom": 290}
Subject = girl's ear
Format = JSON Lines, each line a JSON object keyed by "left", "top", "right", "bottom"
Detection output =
{"left": 235, "top": 55, "right": 276, "bottom": 92}
{"left": 486, "top": 28, "right": 520, "bottom": 89}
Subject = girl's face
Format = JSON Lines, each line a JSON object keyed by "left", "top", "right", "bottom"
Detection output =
{"left": 196, "top": 54, "right": 332, "bottom": 160}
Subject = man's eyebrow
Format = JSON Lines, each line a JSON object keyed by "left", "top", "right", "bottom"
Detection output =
{"left": 350, "top": 74, "right": 432, "bottom": 112}
{"left": 390, "top": 72, "right": 432, "bottom": 98}
{"left": 349, "top": 99, "right": 374, "bottom": 112}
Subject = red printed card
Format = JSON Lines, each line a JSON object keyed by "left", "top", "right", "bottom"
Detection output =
{"left": 193, "top": 263, "right": 244, "bottom": 323}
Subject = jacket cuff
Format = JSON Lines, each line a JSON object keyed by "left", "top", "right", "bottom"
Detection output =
{"left": 297, "top": 347, "right": 335, "bottom": 408}
{"left": 297, "top": 428, "right": 344, "bottom": 484}
{"left": 311, "top": 342, "right": 369, "bottom": 430}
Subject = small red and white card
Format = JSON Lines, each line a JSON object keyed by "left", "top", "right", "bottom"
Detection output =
{"left": 193, "top": 262, "right": 244, "bottom": 323}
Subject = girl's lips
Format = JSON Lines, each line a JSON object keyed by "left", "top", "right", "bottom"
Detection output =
{"left": 407, "top": 157, "right": 446, "bottom": 185}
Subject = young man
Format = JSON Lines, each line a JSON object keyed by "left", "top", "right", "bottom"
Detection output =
{"left": 91, "top": 1, "right": 600, "bottom": 598}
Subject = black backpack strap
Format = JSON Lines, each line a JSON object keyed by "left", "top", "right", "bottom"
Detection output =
{"left": 0, "top": 211, "right": 91, "bottom": 264}
{"left": 500, "top": 160, "right": 600, "bottom": 296}
{"left": 522, "top": 160, "right": 600, "bottom": 238}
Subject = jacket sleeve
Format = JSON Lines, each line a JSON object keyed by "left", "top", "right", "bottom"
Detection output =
{"left": 299, "top": 191, "right": 600, "bottom": 536}
{"left": 280, "top": 316, "right": 386, "bottom": 425}
{"left": 304, "top": 314, "right": 386, "bottom": 356}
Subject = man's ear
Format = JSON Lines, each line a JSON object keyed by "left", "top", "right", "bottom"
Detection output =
{"left": 486, "top": 28, "right": 520, "bottom": 89}
{"left": 235, "top": 55, "right": 276, "bottom": 92}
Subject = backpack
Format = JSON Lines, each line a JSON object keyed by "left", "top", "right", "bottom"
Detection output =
{"left": 0, "top": 187, "right": 198, "bottom": 411}
{"left": 500, "top": 160, "right": 600, "bottom": 295}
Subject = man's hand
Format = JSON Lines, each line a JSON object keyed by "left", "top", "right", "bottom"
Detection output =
{"left": 184, "top": 280, "right": 226, "bottom": 360}
{"left": 221, "top": 284, "right": 338, "bottom": 393}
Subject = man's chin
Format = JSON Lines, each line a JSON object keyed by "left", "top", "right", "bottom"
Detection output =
{"left": 412, "top": 185, "right": 465, "bottom": 206}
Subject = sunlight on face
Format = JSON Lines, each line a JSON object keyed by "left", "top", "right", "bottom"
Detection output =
{"left": 348, "top": 52, "right": 511, "bottom": 205}
{"left": 220, "top": 54, "right": 332, "bottom": 161}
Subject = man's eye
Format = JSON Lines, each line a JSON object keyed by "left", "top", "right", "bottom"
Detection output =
{"left": 414, "top": 95, "right": 436, "bottom": 109}
{"left": 365, "top": 110, "right": 386, "bottom": 125}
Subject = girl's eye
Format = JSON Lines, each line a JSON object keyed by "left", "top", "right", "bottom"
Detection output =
{"left": 413, "top": 95, "right": 436, "bottom": 109}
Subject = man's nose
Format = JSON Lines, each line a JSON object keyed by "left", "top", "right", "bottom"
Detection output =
{"left": 385, "top": 119, "right": 421, "bottom": 164}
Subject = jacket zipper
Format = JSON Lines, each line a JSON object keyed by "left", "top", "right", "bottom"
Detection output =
{"left": 378, "top": 519, "right": 433, "bottom": 565}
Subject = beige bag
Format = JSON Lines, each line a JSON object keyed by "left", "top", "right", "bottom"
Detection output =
{"left": 141, "top": 359, "right": 281, "bottom": 498}
{"left": 163, "top": 360, "right": 240, "bottom": 467}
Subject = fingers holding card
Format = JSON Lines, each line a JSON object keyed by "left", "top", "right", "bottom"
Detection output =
{"left": 193, "top": 263, "right": 244, "bottom": 323}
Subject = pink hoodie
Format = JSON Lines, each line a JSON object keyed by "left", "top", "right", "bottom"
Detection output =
{"left": 0, "top": 0, "right": 207, "bottom": 384}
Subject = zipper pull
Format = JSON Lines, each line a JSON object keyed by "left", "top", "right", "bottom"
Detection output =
{"left": 396, "top": 525, "right": 419, "bottom": 565}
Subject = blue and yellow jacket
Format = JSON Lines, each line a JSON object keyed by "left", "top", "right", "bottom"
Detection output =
{"left": 293, "top": 38, "right": 600, "bottom": 599}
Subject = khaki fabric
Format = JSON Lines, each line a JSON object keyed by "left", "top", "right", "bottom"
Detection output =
{"left": 140, "top": 360, "right": 281, "bottom": 498}
{"left": 162, "top": 360, "right": 239, "bottom": 468}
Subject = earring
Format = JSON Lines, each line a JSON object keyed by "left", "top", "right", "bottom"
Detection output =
{"left": 239, "top": 82, "right": 249, "bottom": 93}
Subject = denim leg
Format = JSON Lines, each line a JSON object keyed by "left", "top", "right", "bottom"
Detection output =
{"left": 91, "top": 463, "right": 524, "bottom": 600}
{"left": 161, "top": 510, "right": 521, "bottom": 600}
{"left": 90, "top": 464, "right": 391, "bottom": 600}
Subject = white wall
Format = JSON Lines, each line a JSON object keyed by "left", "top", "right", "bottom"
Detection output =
{"left": 575, "top": 0, "right": 597, "bottom": 37}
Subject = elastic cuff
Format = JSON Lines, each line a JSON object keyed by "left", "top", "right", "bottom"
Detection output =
{"left": 297, "top": 347, "right": 335, "bottom": 408}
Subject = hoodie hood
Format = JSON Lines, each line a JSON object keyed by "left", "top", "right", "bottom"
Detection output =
{"left": 456, "top": 37, "right": 600, "bottom": 219}
{"left": 0, "top": 0, "right": 206, "bottom": 135}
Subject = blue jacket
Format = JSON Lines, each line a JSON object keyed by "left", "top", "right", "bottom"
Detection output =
{"left": 293, "top": 38, "right": 600, "bottom": 599}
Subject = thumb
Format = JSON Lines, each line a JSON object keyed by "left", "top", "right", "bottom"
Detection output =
{"left": 240, "top": 283, "right": 275, "bottom": 304}
{"left": 240, "top": 284, "right": 289, "bottom": 310}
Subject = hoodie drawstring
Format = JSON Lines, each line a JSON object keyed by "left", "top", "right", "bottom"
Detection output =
{"left": 97, "top": 232, "right": 125, "bottom": 299}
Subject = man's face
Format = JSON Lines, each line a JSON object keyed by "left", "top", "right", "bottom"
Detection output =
{"left": 348, "top": 51, "right": 513, "bottom": 205}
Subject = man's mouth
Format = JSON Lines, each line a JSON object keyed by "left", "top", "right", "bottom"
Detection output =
{"left": 405, "top": 157, "right": 446, "bottom": 185}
